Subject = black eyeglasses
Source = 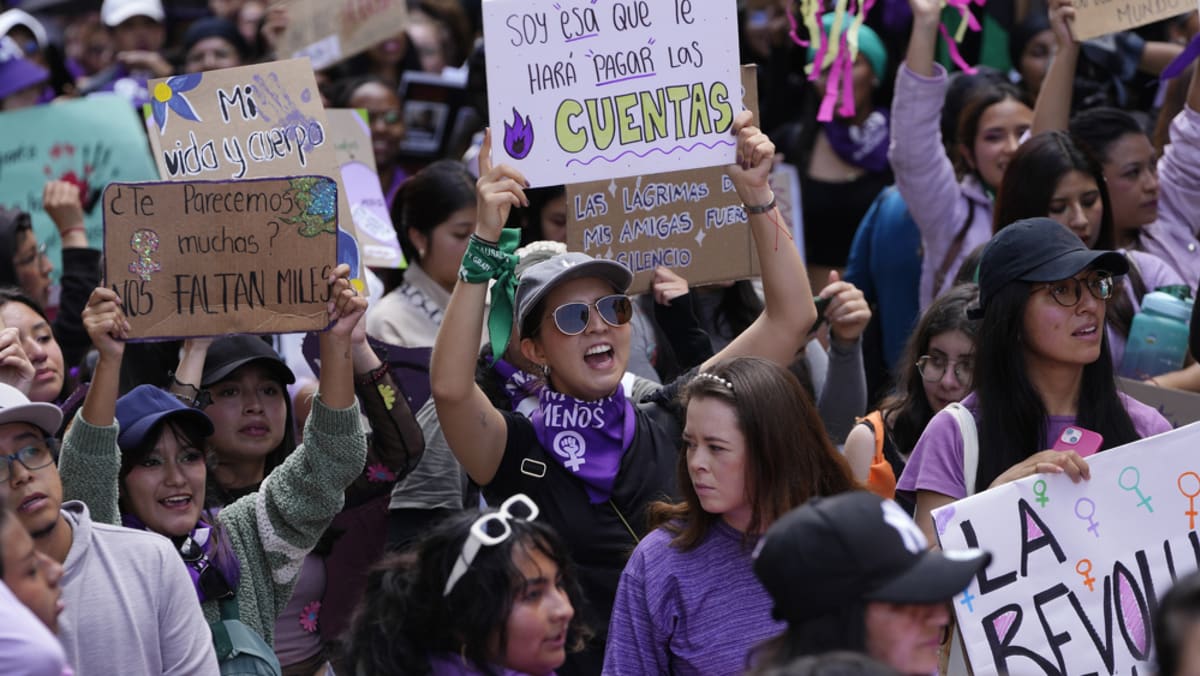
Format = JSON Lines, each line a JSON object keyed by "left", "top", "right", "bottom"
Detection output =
{"left": 550, "top": 294, "right": 633, "bottom": 336}
{"left": 0, "top": 440, "right": 56, "bottom": 482}
{"left": 1032, "top": 271, "right": 1114, "bottom": 308}
{"left": 179, "top": 537, "right": 235, "bottom": 601}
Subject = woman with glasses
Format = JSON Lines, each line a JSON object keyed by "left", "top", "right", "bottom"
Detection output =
{"left": 604, "top": 357, "right": 857, "bottom": 674}
{"left": 843, "top": 284, "right": 978, "bottom": 512}
{"left": 337, "top": 76, "right": 409, "bottom": 209}
{"left": 55, "top": 265, "right": 368, "bottom": 651}
{"left": 432, "top": 112, "right": 818, "bottom": 672}
{"left": 991, "top": 131, "right": 1185, "bottom": 372}
{"left": 898, "top": 218, "right": 1171, "bottom": 544}
{"left": 339, "top": 493, "right": 586, "bottom": 675}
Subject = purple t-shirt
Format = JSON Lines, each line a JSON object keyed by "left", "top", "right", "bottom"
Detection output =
{"left": 428, "top": 654, "right": 550, "bottom": 676}
{"left": 897, "top": 391, "right": 1172, "bottom": 500}
{"left": 603, "top": 521, "right": 783, "bottom": 676}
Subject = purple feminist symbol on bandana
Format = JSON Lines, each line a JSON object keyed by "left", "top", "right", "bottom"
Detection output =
{"left": 503, "top": 107, "right": 534, "bottom": 159}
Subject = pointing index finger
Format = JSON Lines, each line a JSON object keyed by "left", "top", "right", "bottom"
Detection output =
{"left": 480, "top": 128, "right": 494, "bottom": 175}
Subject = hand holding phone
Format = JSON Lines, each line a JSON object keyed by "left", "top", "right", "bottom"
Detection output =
{"left": 1053, "top": 426, "right": 1103, "bottom": 457}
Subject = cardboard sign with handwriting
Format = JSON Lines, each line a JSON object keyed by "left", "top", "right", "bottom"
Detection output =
{"left": 482, "top": 0, "right": 743, "bottom": 186}
{"left": 144, "top": 59, "right": 365, "bottom": 292}
{"left": 1070, "top": 0, "right": 1190, "bottom": 40}
{"left": 566, "top": 65, "right": 763, "bottom": 293}
{"left": 276, "top": 0, "right": 410, "bottom": 70}
{"left": 326, "top": 109, "right": 405, "bottom": 269}
{"left": 103, "top": 178, "right": 337, "bottom": 339}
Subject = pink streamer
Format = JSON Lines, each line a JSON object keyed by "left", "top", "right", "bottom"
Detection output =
{"left": 939, "top": 23, "right": 977, "bottom": 75}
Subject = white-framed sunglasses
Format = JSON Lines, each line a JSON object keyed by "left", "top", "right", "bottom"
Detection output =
{"left": 443, "top": 493, "right": 540, "bottom": 597}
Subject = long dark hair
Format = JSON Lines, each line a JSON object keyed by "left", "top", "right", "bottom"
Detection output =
{"left": 339, "top": 510, "right": 590, "bottom": 675}
{"left": 648, "top": 357, "right": 857, "bottom": 550}
{"left": 973, "top": 282, "right": 1139, "bottom": 492}
{"left": 1154, "top": 571, "right": 1200, "bottom": 676}
{"left": 750, "top": 602, "right": 869, "bottom": 671}
{"left": 991, "top": 132, "right": 1141, "bottom": 337}
{"left": 0, "top": 287, "right": 76, "bottom": 403}
{"left": 880, "top": 284, "right": 978, "bottom": 458}
{"left": 391, "top": 159, "right": 476, "bottom": 271}
{"left": 955, "top": 82, "right": 1031, "bottom": 185}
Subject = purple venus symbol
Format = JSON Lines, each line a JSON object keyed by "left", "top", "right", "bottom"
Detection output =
{"left": 503, "top": 107, "right": 534, "bottom": 160}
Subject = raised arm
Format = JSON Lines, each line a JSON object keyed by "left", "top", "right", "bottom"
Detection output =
{"left": 1031, "top": 0, "right": 1079, "bottom": 134}
{"left": 703, "top": 111, "right": 816, "bottom": 369}
{"left": 431, "top": 132, "right": 525, "bottom": 485}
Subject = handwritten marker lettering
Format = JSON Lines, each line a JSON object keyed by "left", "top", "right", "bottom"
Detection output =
{"left": 1119, "top": 466, "right": 1154, "bottom": 513}
{"left": 1075, "top": 497, "right": 1100, "bottom": 537}
{"left": 1033, "top": 479, "right": 1049, "bottom": 507}
{"left": 1179, "top": 471, "right": 1200, "bottom": 529}
{"left": 1076, "top": 559, "right": 1096, "bottom": 591}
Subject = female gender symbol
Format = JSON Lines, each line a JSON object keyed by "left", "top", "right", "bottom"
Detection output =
{"left": 1076, "top": 559, "right": 1095, "bottom": 591}
{"left": 1033, "top": 479, "right": 1049, "bottom": 507}
{"left": 1074, "top": 497, "right": 1100, "bottom": 537}
{"left": 1179, "top": 471, "right": 1200, "bottom": 529}
{"left": 1119, "top": 466, "right": 1154, "bottom": 513}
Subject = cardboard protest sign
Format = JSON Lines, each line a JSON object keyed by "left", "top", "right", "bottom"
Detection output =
{"left": 0, "top": 94, "right": 158, "bottom": 284}
{"left": 275, "top": 0, "right": 409, "bottom": 70}
{"left": 1121, "top": 377, "right": 1200, "bottom": 428}
{"left": 143, "top": 59, "right": 365, "bottom": 292}
{"left": 567, "top": 65, "right": 772, "bottom": 293}
{"left": 325, "top": 109, "right": 405, "bottom": 269}
{"left": 933, "top": 423, "right": 1200, "bottom": 675}
{"left": 1070, "top": 0, "right": 1190, "bottom": 40}
{"left": 103, "top": 178, "right": 338, "bottom": 339}
{"left": 483, "top": 0, "right": 743, "bottom": 186}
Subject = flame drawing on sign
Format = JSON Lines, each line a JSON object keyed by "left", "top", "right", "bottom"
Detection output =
{"left": 503, "top": 108, "right": 534, "bottom": 160}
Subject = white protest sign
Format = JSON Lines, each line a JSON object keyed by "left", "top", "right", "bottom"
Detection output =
{"left": 933, "top": 423, "right": 1200, "bottom": 675}
{"left": 482, "top": 0, "right": 742, "bottom": 187}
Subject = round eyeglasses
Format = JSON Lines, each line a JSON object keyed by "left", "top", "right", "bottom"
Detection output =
{"left": 916, "top": 355, "right": 973, "bottom": 386}
{"left": 1032, "top": 271, "right": 1114, "bottom": 308}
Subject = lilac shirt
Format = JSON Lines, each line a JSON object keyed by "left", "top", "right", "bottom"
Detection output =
{"left": 0, "top": 582, "right": 71, "bottom": 676}
{"left": 428, "top": 654, "right": 550, "bottom": 675}
{"left": 897, "top": 392, "right": 1172, "bottom": 500}
{"left": 1108, "top": 249, "right": 1185, "bottom": 366}
{"left": 1145, "top": 106, "right": 1200, "bottom": 289}
{"left": 603, "top": 522, "right": 783, "bottom": 676}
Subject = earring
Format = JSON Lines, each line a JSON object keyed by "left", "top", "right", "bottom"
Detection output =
{"left": 418, "top": 248, "right": 426, "bottom": 258}
{"left": 540, "top": 363, "right": 551, "bottom": 378}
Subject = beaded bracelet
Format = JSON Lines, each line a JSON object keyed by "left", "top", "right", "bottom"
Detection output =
{"left": 354, "top": 361, "right": 389, "bottom": 386}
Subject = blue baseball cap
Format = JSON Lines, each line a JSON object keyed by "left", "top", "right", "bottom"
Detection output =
{"left": 116, "top": 385, "right": 213, "bottom": 450}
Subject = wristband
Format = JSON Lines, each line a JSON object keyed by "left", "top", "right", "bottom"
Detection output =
{"left": 354, "top": 361, "right": 389, "bottom": 386}
{"left": 743, "top": 192, "right": 776, "bottom": 215}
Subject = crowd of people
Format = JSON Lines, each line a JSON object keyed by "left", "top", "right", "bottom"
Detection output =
{"left": 5, "top": 0, "right": 1200, "bottom": 674}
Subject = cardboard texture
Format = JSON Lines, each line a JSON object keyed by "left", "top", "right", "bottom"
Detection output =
{"left": 566, "top": 66, "right": 763, "bottom": 294}
{"left": 482, "top": 0, "right": 743, "bottom": 186}
{"left": 1120, "top": 377, "right": 1200, "bottom": 427}
{"left": 0, "top": 94, "right": 158, "bottom": 284}
{"left": 934, "top": 422, "right": 1200, "bottom": 675}
{"left": 1070, "top": 0, "right": 1190, "bottom": 40}
{"left": 143, "top": 59, "right": 367, "bottom": 293}
{"left": 103, "top": 178, "right": 337, "bottom": 339}
{"left": 325, "top": 109, "right": 406, "bottom": 269}
{"left": 275, "top": 0, "right": 410, "bottom": 70}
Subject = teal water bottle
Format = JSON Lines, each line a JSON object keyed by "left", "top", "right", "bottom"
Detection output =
{"left": 1119, "top": 291, "right": 1194, "bottom": 379}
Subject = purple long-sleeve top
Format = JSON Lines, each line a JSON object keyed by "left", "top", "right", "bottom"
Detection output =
{"left": 1143, "top": 106, "right": 1200, "bottom": 289}
{"left": 602, "top": 522, "right": 783, "bottom": 676}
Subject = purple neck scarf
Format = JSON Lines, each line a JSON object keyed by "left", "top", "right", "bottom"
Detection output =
{"left": 122, "top": 513, "right": 242, "bottom": 603}
{"left": 491, "top": 357, "right": 541, "bottom": 418}
{"left": 822, "top": 108, "right": 891, "bottom": 174}
{"left": 530, "top": 387, "right": 635, "bottom": 504}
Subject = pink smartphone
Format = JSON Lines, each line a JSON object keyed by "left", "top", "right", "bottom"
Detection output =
{"left": 1053, "top": 426, "right": 1103, "bottom": 457}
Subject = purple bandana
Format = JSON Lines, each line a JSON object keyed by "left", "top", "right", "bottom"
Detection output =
{"left": 530, "top": 387, "right": 636, "bottom": 504}
{"left": 491, "top": 357, "right": 541, "bottom": 417}
{"left": 822, "top": 108, "right": 891, "bottom": 174}
{"left": 122, "top": 513, "right": 241, "bottom": 603}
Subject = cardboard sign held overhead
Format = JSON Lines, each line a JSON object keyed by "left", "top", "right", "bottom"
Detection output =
{"left": 275, "top": 0, "right": 410, "bottom": 70}
{"left": 482, "top": 0, "right": 743, "bottom": 186}
{"left": 144, "top": 59, "right": 365, "bottom": 293}
{"left": 1070, "top": 0, "right": 1190, "bottom": 40}
{"left": 103, "top": 178, "right": 338, "bottom": 339}
{"left": 566, "top": 65, "right": 762, "bottom": 293}
{"left": 0, "top": 94, "right": 158, "bottom": 284}
{"left": 325, "top": 109, "right": 406, "bottom": 269}
{"left": 933, "top": 423, "right": 1200, "bottom": 675}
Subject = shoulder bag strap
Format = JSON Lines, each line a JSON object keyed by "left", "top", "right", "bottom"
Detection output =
{"left": 944, "top": 403, "right": 979, "bottom": 497}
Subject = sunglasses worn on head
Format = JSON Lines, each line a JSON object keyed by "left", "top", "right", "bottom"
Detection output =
{"left": 551, "top": 294, "right": 633, "bottom": 336}
{"left": 443, "top": 494, "right": 540, "bottom": 597}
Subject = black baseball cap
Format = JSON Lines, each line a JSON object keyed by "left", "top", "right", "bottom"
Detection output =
{"left": 753, "top": 491, "right": 991, "bottom": 624}
{"left": 201, "top": 335, "right": 295, "bottom": 387}
{"left": 972, "top": 217, "right": 1128, "bottom": 318}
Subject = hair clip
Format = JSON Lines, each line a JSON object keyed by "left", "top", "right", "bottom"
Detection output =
{"left": 694, "top": 372, "right": 734, "bottom": 392}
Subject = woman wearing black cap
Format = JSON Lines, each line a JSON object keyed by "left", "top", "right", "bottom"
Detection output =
{"left": 897, "top": 218, "right": 1171, "bottom": 544}
{"left": 431, "top": 111, "right": 818, "bottom": 672}
{"left": 181, "top": 17, "right": 248, "bottom": 74}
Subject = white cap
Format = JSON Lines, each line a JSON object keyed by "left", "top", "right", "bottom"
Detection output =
{"left": 0, "top": 9, "right": 47, "bottom": 48}
{"left": 100, "top": 0, "right": 165, "bottom": 27}
{"left": 0, "top": 384, "right": 62, "bottom": 436}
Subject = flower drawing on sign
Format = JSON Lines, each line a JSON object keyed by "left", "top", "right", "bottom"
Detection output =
{"left": 504, "top": 107, "right": 534, "bottom": 159}
{"left": 150, "top": 73, "right": 203, "bottom": 134}
{"left": 366, "top": 463, "right": 396, "bottom": 483}
{"left": 284, "top": 177, "right": 338, "bottom": 237}
{"left": 128, "top": 229, "right": 162, "bottom": 281}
